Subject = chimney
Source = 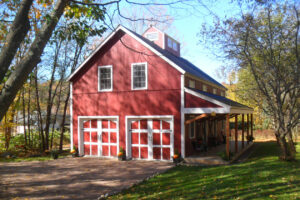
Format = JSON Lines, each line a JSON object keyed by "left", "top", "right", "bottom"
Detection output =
{"left": 142, "top": 26, "right": 180, "bottom": 57}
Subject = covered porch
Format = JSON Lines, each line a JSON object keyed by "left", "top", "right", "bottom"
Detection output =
{"left": 183, "top": 88, "right": 254, "bottom": 164}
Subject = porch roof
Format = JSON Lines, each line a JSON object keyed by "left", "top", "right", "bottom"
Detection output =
{"left": 184, "top": 87, "right": 253, "bottom": 114}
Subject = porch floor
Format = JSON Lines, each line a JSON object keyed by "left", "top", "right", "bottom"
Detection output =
{"left": 184, "top": 141, "right": 252, "bottom": 165}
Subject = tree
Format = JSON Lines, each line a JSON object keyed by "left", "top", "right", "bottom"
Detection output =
{"left": 200, "top": 3, "right": 300, "bottom": 160}
{"left": 0, "top": 0, "right": 199, "bottom": 122}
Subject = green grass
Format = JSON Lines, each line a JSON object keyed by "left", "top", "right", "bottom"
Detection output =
{"left": 109, "top": 142, "right": 300, "bottom": 200}
{"left": 0, "top": 151, "right": 71, "bottom": 162}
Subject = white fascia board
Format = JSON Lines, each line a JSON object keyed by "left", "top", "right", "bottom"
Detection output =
{"left": 183, "top": 107, "right": 230, "bottom": 114}
{"left": 67, "top": 25, "right": 185, "bottom": 82}
{"left": 184, "top": 87, "right": 230, "bottom": 109}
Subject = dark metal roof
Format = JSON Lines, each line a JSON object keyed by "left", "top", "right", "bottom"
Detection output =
{"left": 187, "top": 87, "right": 253, "bottom": 109}
{"left": 123, "top": 27, "right": 226, "bottom": 89}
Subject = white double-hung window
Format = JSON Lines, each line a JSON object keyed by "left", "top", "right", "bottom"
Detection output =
{"left": 131, "top": 63, "right": 147, "bottom": 90}
{"left": 98, "top": 65, "right": 113, "bottom": 92}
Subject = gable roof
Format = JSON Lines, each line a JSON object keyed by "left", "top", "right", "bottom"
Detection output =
{"left": 68, "top": 25, "right": 225, "bottom": 89}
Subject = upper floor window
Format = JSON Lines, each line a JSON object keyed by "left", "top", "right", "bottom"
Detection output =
{"left": 167, "top": 37, "right": 179, "bottom": 51}
{"left": 188, "top": 80, "right": 195, "bottom": 88}
{"left": 221, "top": 91, "right": 225, "bottom": 97}
{"left": 167, "top": 37, "right": 172, "bottom": 48}
{"left": 213, "top": 88, "right": 217, "bottom": 95}
{"left": 203, "top": 84, "right": 207, "bottom": 92}
{"left": 146, "top": 32, "right": 158, "bottom": 41}
{"left": 132, "top": 63, "right": 148, "bottom": 90}
{"left": 98, "top": 65, "right": 112, "bottom": 92}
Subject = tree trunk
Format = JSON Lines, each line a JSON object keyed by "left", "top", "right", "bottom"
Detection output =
{"left": 0, "top": 0, "right": 32, "bottom": 83}
{"left": 27, "top": 77, "right": 32, "bottom": 147}
{"left": 51, "top": 80, "right": 64, "bottom": 149}
{"left": 4, "top": 114, "right": 10, "bottom": 150}
{"left": 22, "top": 87, "right": 27, "bottom": 147}
{"left": 277, "top": 136, "right": 289, "bottom": 160}
{"left": 59, "top": 44, "right": 82, "bottom": 151}
{"left": 59, "top": 91, "right": 69, "bottom": 152}
{"left": 287, "top": 131, "right": 296, "bottom": 159}
{"left": 0, "top": 0, "right": 70, "bottom": 122}
{"left": 34, "top": 68, "right": 45, "bottom": 151}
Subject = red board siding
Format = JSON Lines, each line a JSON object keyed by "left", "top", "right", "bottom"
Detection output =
{"left": 185, "top": 92, "right": 221, "bottom": 108}
{"left": 72, "top": 31, "right": 182, "bottom": 157}
{"left": 142, "top": 27, "right": 164, "bottom": 50}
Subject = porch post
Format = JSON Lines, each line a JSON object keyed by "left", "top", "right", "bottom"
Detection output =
{"left": 185, "top": 122, "right": 189, "bottom": 157}
{"left": 247, "top": 114, "right": 250, "bottom": 144}
{"left": 235, "top": 114, "right": 238, "bottom": 153}
{"left": 251, "top": 114, "right": 253, "bottom": 137}
{"left": 242, "top": 114, "right": 244, "bottom": 148}
{"left": 226, "top": 114, "right": 230, "bottom": 158}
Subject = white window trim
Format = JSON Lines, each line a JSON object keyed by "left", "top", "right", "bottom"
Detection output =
{"left": 131, "top": 62, "right": 148, "bottom": 90}
{"left": 189, "top": 121, "right": 196, "bottom": 139}
{"left": 98, "top": 65, "right": 113, "bottom": 92}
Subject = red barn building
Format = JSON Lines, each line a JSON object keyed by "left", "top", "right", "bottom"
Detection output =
{"left": 68, "top": 25, "right": 253, "bottom": 161}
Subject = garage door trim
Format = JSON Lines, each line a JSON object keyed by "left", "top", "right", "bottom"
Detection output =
{"left": 78, "top": 116, "right": 119, "bottom": 157}
{"left": 125, "top": 115, "right": 174, "bottom": 161}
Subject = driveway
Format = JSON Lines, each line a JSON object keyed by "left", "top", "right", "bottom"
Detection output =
{"left": 0, "top": 157, "right": 173, "bottom": 200}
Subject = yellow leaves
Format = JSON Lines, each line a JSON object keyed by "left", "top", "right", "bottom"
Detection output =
{"left": 36, "top": 10, "right": 41, "bottom": 19}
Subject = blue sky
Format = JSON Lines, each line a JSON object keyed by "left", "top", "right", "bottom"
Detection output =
{"left": 105, "top": 0, "right": 240, "bottom": 83}
{"left": 169, "top": 0, "right": 238, "bottom": 83}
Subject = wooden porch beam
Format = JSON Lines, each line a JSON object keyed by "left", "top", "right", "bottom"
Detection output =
{"left": 251, "top": 114, "right": 253, "bottom": 137}
{"left": 247, "top": 114, "right": 250, "bottom": 144}
{"left": 226, "top": 114, "right": 230, "bottom": 158}
{"left": 235, "top": 114, "right": 238, "bottom": 153}
{"left": 242, "top": 114, "right": 244, "bottom": 148}
{"left": 185, "top": 114, "right": 209, "bottom": 125}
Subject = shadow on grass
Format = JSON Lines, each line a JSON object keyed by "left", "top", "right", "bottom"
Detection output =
{"left": 109, "top": 141, "right": 300, "bottom": 200}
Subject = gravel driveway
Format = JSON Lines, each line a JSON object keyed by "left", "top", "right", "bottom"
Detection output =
{"left": 0, "top": 157, "right": 173, "bottom": 200}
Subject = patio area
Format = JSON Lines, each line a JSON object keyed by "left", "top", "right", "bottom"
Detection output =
{"left": 184, "top": 141, "right": 254, "bottom": 165}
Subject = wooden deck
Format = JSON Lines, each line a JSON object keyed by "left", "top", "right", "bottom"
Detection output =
{"left": 183, "top": 141, "right": 253, "bottom": 166}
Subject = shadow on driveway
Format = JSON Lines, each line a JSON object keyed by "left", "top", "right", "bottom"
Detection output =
{"left": 0, "top": 157, "right": 173, "bottom": 200}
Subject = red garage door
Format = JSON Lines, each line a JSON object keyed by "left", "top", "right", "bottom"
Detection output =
{"left": 83, "top": 119, "right": 118, "bottom": 157}
{"left": 129, "top": 118, "right": 173, "bottom": 161}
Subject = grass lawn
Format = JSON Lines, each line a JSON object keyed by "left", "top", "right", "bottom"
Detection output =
{"left": 0, "top": 151, "right": 71, "bottom": 162}
{"left": 109, "top": 142, "right": 300, "bottom": 200}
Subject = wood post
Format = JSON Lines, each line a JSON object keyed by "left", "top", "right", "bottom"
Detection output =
{"left": 185, "top": 122, "right": 189, "bottom": 156}
{"left": 235, "top": 114, "right": 238, "bottom": 153}
{"left": 251, "top": 114, "right": 253, "bottom": 137}
{"left": 247, "top": 114, "right": 249, "bottom": 144}
{"left": 242, "top": 114, "right": 244, "bottom": 148}
{"left": 226, "top": 114, "right": 230, "bottom": 158}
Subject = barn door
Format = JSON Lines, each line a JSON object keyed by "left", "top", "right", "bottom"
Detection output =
{"left": 129, "top": 118, "right": 173, "bottom": 161}
{"left": 130, "top": 120, "right": 149, "bottom": 159}
{"left": 82, "top": 118, "right": 118, "bottom": 157}
{"left": 152, "top": 119, "right": 172, "bottom": 160}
